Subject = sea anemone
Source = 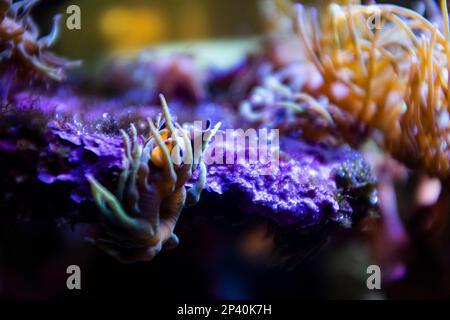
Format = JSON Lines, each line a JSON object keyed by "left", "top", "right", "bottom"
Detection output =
{"left": 295, "top": 0, "right": 450, "bottom": 178}
{"left": 86, "top": 95, "right": 221, "bottom": 263}
{"left": 0, "top": 0, "right": 79, "bottom": 102}
{"left": 239, "top": 63, "right": 343, "bottom": 144}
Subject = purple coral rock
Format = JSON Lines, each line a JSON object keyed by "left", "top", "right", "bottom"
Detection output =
{"left": 39, "top": 123, "right": 124, "bottom": 203}
{"left": 204, "top": 137, "right": 374, "bottom": 228}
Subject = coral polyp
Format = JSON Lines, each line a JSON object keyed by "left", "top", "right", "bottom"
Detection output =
{"left": 0, "top": 0, "right": 79, "bottom": 102}
{"left": 296, "top": 0, "right": 450, "bottom": 178}
{"left": 86, "top": 95, "right": 221, "bottom": 263}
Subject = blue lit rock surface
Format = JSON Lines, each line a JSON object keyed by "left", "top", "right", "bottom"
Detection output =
{"left": 0, "top": 92, "right": 376, "bottom": 228}
{"left": 204, "top": 137, "right": 376, "bottom": 229}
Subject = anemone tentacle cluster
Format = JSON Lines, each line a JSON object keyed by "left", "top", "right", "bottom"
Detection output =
{"left": 86, "top": 95, "right": 221, "bottom": 263}
{"left": 295, "top": 0, "right": 450, "bottom": 178}
{"left": 239, "top": 64, "right": 347, "bottom": 144}
{"left": 0, "top": 0, "right": 79, "bottom": 102}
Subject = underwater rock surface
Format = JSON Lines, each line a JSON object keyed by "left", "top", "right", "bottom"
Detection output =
{"left": 0, "top": 92, "right": 376, "bottom": 231}
{"left": 0, "top": 96, "right": 376, "bottom": 266}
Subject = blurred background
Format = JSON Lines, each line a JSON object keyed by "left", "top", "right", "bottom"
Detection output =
{"left": 35, "top": 0, "right": 264, "bottom": 66}
{"left": 34, "top": 0, "right": 410, "bottom": 65}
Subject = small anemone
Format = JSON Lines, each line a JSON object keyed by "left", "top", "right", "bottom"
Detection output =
{"left": 239, "top": 66, "right": 342, "bottom": 143}
{"left": 295, "top": 0, "right": 450, "bottom": 178}
{"left": 86, "top": 95, "right": 221, "bottom": 263}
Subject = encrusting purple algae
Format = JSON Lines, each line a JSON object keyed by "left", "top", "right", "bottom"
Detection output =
{"left": 0, "top": 0, "right": 377, "bottom": 266}
{"left": 205, "top": 138, "right": 376, "bottom": 228}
